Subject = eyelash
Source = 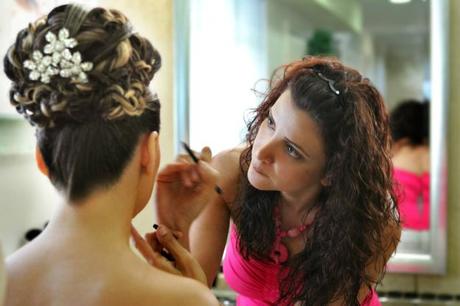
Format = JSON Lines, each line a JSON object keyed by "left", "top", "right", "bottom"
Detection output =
{"left": 285, "top": 143, "right": 301, "bottom": 159}
{"left": 267, "top": 115, "right": 275, "bottom": 127}
{"left": 266, "top": 113, "right": 302, "bottom": 160}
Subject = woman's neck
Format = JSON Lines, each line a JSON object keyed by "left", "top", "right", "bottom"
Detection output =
{"left": 278, "top": 185, "right": 321, "bottom": 230}
{"left": 280, "top": 186, "right": 319, "bottom": 215}
{"left": 42, "top": 182, "right": 139, "bottom": 251}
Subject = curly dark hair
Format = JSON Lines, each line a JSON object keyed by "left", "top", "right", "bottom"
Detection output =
{"left": 233, "top": 56, "right": 400, "bottom": 305}
{"left": 3, "top": 4, "right": 161, "bottom": 201}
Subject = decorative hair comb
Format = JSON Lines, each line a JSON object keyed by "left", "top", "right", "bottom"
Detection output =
{"left": 23, "top": 28, "right": 93, "bottom": 84}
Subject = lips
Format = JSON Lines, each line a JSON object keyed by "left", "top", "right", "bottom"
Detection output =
{"left": 251, "top": 162, "right": 267, "bottom": 176}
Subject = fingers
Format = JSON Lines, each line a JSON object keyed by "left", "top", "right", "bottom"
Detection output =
{"left": 155, "top": 225, "right": 208, "bottom": 285}
{"left": 149, "top": 252, "right": 181, "bottom": 276}
{"left": 157, "top": 145, "right": 218, "bottom": 194}
{"left": 200, "top": 146, "right": 212, "bottom": 162}
{"left": 131, "top": 225, "right": 181, "bottom": 276}
{"left": 179, "top": 160, "right": 218, "bottom": 192}
{"left": 178, "top": 146, "right": 218, "bottom": 188}
{"left": 155, "top": 225, "right": 190, "bottom": 263}
{"left": 157, "top": 161, "right": 217, "bottom": 191}
{"left": 145, "top": 232, "right": 162, "bottom": 253}
{"left": 156, "top": 162, "right": 201, "bottom": 185}
{"left": 175, "top": 145, "right": 212, "bottom": 164}
{"left": 156, "top": 162, "right": 191, "bottom": 183}
{"left": 196, "top": 159, "right": 219, "bottom": 186}
{"left": 171, "top": 229, "right": 184, "bottom": 239}
{"left": 131, "top": 225, "right": 156, "bottom": 262}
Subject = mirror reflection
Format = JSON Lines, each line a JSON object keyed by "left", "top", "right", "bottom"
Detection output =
{"left": 390, "top": 99, "right": 430, "bottom": 253}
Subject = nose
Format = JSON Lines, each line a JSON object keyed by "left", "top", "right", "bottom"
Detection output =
{"left": 254, "top": 137, "right": 276, "bottom": 164}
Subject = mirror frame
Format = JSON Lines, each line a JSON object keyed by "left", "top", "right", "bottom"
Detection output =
{"left": 173, "top": 0, "right": 450, "bottom": 275}
{"left": 173, "top": 0, "right": 191, "bottom": 155}
{"left": 387, "top": 0, "right": 449, "bottom": 275}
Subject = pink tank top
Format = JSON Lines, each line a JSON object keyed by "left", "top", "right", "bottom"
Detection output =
{"left": 223, "top": 224, "right": 381, "bottom": 306}
{"left": 393, "top": 168, "right": 430, "bottom": 230}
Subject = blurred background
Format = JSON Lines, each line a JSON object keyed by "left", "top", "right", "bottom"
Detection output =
{"left": 0, "top": 0, "right": 459, "bottom": 305}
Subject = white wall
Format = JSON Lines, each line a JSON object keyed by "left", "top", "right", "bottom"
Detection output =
{"left": 189, "top": 0, "right": 267, "bottom": 153}
{"left": 385, "top": 44, "right": 428, "bottom": 109}
{"left": 0, "top": 154, "right": 60, "bottom": 255}
{"left": 266, "top": 0, "right": 313, "bottom": 73}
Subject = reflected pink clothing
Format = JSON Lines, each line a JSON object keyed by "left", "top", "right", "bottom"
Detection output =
{"left": 223, "top": 224, "right": 381, "bottom": 306}
{"left": 393, "top": 168, "right": 430, "bottom": 230}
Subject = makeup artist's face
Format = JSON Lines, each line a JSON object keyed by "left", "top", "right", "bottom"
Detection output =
{"left": 248, "top": 89, "right": 327, "bottom": 201}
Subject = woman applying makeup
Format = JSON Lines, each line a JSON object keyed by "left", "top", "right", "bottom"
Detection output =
{"left": 154, "top": 56, "right": 401, "bottom": 305}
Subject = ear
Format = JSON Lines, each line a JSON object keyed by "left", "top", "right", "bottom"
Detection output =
{"left": 35, "top": 146, "right": 49, "bottom": 177}
{"left": 320, "top": 174, "right": 331, "bottom": 187}
{"left": 140, "top": 131, "right": 160, "bottom": 174}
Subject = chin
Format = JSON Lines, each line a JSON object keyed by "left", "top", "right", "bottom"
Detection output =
{"left": 247, "top": 166, "right": 272, "bottom": 191}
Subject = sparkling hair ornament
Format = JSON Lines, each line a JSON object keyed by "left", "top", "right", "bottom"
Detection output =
{"left": 23, "top": 28, "right": 93, "bottom": 84}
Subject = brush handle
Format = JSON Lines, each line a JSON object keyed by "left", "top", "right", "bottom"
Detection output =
{"left": 181, "top": 142, "right": 223, "bottom": 196}
{"left": 181, "top": 142, "right": 199, "bottom": 163}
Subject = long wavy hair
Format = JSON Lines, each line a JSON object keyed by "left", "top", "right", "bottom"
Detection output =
{"left": 233, "top": 56, "right": 400, "bottom": 305}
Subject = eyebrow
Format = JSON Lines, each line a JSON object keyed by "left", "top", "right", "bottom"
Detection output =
{"left": 268, "top": 109, "right": 312, "bottom": 158}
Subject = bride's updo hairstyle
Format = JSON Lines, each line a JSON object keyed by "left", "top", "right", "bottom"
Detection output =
{"left": 4, "top": 4, "right": 162, "bottom": 202}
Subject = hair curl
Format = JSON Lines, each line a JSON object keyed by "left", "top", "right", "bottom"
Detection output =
{"left": 3, "top": 5, "right": 162, "bottom": 201}
{"left": 233, "top": 56, "right": 400, "bottom": 305}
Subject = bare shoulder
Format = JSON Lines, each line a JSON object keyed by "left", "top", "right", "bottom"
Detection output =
{"left": 5, "top": 242, "right": 40, "bottom": 284}
{"left": 170, "top": 278, "right": 220, "bottom": 306}
{"left": 211, "top": 144, "right": 246, "bottom": 174}
{"left": 139, "top": 269, "right": 219, "bottom": 306}
{"left": 211, "top": 145, "right": 247, "bottom": 206}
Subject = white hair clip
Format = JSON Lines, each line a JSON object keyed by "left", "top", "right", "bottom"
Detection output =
{"left": 23, "top": 28, "right": 93, "bottom": 84}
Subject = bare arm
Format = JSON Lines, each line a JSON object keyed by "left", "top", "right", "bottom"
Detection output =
{"left": 154, "top": 154, "right": 220, "bottom": 250}
{"left": 189, "top": 148, "right": 243, "bottom": 287}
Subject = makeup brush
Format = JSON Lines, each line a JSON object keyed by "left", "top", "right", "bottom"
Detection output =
{"left": 181, "top": 141, "right": 223, "bottom": 195}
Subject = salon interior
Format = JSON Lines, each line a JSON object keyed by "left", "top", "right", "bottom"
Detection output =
{"left": 0, "top": 0, "right": 458, "bottom": 305}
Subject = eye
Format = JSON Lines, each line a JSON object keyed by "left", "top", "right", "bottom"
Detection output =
{"left": 267, "top": 114, "right": 275, "bottom": 128}
{"left": 285, "top": 143, "right": 301, "bottom": 159}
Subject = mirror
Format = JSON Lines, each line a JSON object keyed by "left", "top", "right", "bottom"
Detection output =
{"left": 175, "top": 0, "right": 448, "bottom": 274}
{"left": 387, "top": 0, "right": 448, "bottom": 274}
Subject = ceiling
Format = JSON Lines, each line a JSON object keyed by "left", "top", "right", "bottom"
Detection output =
{"left": 272, "top": 0, "right": 429, "bottom": 47}
{"left": 360, "top": 0, "right": 429, "bottom": 46}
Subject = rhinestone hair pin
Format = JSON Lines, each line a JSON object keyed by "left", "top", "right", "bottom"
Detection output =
{"left": 23, "top": 28, "right": 93, "bottom": 84}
